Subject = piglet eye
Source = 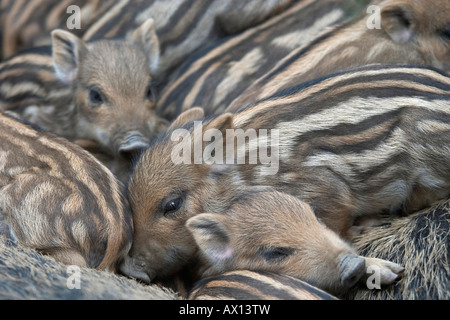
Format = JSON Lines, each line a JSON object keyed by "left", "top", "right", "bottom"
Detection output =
{"left": 166, "top": 198, "right": 181, "bottom": 212}
{"left": 88, "top": 87, "right": 104, "bottom": 105}
{"left": 161, "top": 195, "right": 184, "bottom": 217}
{"left": 259, "top": 246, "right": 295, "bottom": 263}
{"left": 146, "top": 83, "right": 157, "bottom": 103}
{"left": 441, "top": 26, "right": 450, "bottom": 40}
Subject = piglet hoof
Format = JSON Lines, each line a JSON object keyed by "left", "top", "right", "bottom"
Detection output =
{"left": 338, "top": 254, "right": 366, "bottom": 288}
{"left": 365, "top": 257, "right": 405, "bottom": 285}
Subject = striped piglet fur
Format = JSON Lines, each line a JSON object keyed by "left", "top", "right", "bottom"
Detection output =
{"left": 81, "top": 0, "right": 294, "bottom": 79}
{"left": 0, "top": 0, "right": 115, "bottom": 60}
{"left": 156, "top": 0, "right": 367, "bottom": 119}
{"left": 188, "top": 270, "right": 337, "bottom": 300}
{"left": 155, "top": 0, "right": 450, "bottom": 119}
{"left": 1, "top": 0, "right": 293, "bottom": 78}
{"left": 230, "top": 0, "right": 450, "bottom": 110}
{"left": 232, "top": 65, "right": 450, "bottom": 233}
{"left": 0, "top": 113, "right": 133, "bottom": 271}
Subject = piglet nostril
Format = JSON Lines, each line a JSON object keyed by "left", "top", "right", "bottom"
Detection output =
{"left": 119, "top": 148, "right": 144, "bottom": 161}
{"left": 339, "top": 254, "right": 366, "bottom": 288}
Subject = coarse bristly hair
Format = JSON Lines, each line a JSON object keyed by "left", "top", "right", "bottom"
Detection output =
{"left": 345, "top": 199, "right": 450, "bottom": 300}
{"left": 0, "top": 236, "right": 181, "bottom": 300}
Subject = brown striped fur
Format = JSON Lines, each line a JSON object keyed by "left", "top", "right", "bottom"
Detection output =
{"left": 0, "top": 0, "right": 115, "bottom": 60}
{"left": 157, "top": 0, "right": 369, "bottom": 119}
{"left": 0, "top": 113, "right": 133, "bottom": 271}
{"left": 81, "top": 0, "right": 294, "bottom": 79}
{"left": 1, "top": 0, "right": 293, "bottom": 77}
{"left": 154, "top": 0, "right": 449, "bottom": 118}
{"left": 188, "top": 270, "right": 337, "bottom": 300}
{"left": 229, "top": 0, "right": 450, "bottom": 110}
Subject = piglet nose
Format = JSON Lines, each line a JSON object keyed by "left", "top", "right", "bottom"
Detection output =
{"left": 118, "top": 132, "right": 149, "bottom": 158}
{"left": 338, "top": 254, "right": 366, "bottom": 288}
{"left": 119, "top": 257, "right": 151, "bottom": 283}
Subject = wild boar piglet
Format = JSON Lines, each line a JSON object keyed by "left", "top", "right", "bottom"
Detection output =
{"left": 187, "top": 188, "right": 404, "bottom": 295}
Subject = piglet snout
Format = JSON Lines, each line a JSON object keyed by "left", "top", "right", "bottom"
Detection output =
{"left": 119, "top": 256, "right": 151, "bottom": 283}
{"left": 338, "top": 254, "right": 366, "bottom": 288}
{"left": 118, "top": 132, "right": 149, "bottom": 158}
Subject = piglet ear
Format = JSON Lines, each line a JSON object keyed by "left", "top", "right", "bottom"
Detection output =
{"left": 186, "top": 213, "right": 234, "bottom": 264}
{"left": 169, "top": 107, "right": 205, "bottom": 130}
{"left": 52, "top": 29, "right": 86, "bottom": 83}
{"left": 203, "top": 113, "right": 235, "bottom": 163}
{"left": 130, "top": 18, "right": 161, "bottom": 75}
{"left": 202, "top": 113, "right": 234, "bottom": 136}
{"left": 381, "top": 3, "right": 415, "bottom": 43}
